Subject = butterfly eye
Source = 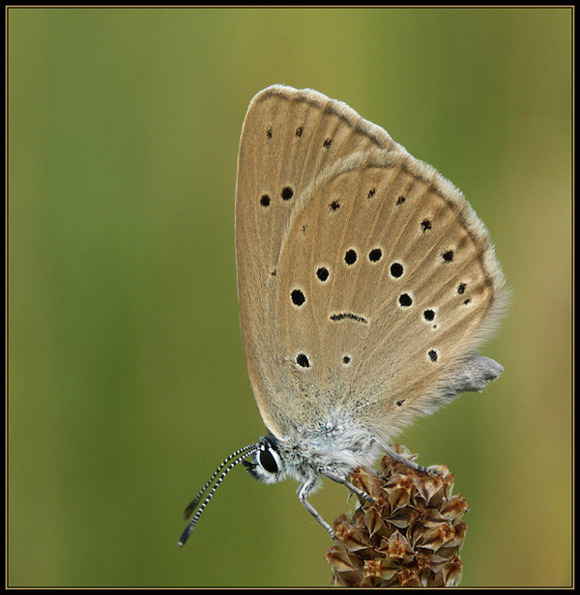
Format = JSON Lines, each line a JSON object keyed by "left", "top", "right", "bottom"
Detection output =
{"left": 259, "top": 447, "right": 278, "bottom": 473}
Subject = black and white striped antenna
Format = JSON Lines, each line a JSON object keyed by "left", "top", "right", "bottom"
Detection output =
{"left": 178, "top": 443, "right": 259, "bottom": 547}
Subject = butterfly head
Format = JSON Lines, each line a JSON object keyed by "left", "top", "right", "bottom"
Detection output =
{"left": 243, "top": 435, "right": 286, "bottom": 485}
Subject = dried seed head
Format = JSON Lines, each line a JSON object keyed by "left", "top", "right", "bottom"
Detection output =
{"left": 325, "top": 445, "right": 469, "bottom": 587}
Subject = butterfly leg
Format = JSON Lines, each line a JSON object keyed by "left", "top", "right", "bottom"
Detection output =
{"left": 382, "top": 443, "right": 440, "bottom": 475}
{"left": 297, "top": 478, "right": 335, "bottom": 539}
{"left": 319, "top": 469, "right": 374, "bottom": 503}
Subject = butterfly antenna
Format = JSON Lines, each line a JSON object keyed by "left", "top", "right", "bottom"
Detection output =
{"left": 178, "top": 444, "right": 259, "bottom": 547}
{"left": 182, "top": 443, "right": 258, "bottom": 520}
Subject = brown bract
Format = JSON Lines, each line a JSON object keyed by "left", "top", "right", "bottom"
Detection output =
{"left": 325, "top": 445, "right": 468, "bottom": 587}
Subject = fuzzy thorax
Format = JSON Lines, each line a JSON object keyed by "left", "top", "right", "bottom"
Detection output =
{"left": 245, "top": 421, "right": 385, "bottom": 495}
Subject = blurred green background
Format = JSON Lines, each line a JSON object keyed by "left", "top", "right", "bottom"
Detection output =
{"left": 8, "top": 7, "right": 571, "bottom": 588}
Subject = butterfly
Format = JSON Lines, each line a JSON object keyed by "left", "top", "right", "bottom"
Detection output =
{"left": 178, "top": 85, "right": 507, "bottom": 546}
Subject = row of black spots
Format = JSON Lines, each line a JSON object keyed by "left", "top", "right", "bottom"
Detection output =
{"left": 278, "top": 125, "right": 332, "bottom": 146}
{"left": 391, "top": 282, "right": 469, "bottom": 312}
{"left": 266, "top": 127, "right": 304, "bottom": 139}
{"left": 366, "top": 189, "right": 412, "bottom": 206}
{"left": 295, "top": 353, "right": 353, "bottom": 369}
{"left": 293, "top": 256, "right": 409, "bottom": 304}
{"left": 397, "top": 295, "right": 438, "bottom": 318}
{"left": 267, "top": 125, "right": 331, "bottom": 145}
{"left": 394, "top": 293, "right": 439, "bottom": 326}
{"left": 290, "top": 123, "right": 330, "bottom": 148}
{"left": 260, "top": 186, "right": 295, "bottom": 207}
{"left": 263, "top": 123, "right": 338, "bottom": 141}
{"left": 341, "top": 248, "right": 387, "bottom": 266}
{"left": 387, "top": 188, "right": 432, "bottom": 232}
{"left": 456, "top": 282, "right": 472, "bottom": 305}
{"left": 314, "top": 248, "right": 383, "bottom": 281}
{"left": 380, "top": 185, "right": 432, "bottom": 231}
{"left": 337, "top": 252, "right": 403, "bottom": 275}
{"left": 292, "top": 285, "right": 396, "bottom": 313}
{"left": 338, "top": 251, "right": 404, "bottom": 277}
{"left": 396, "top": 296, "right": 439, "bottom": 329}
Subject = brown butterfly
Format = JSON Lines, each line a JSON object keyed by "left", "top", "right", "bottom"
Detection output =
{"left": 179, "top": 85, "right": 507, "bottom": 546}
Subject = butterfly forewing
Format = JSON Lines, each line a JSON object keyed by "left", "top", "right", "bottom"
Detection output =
{"left": 235, "top": 86, "right": 398, "bottom": 435}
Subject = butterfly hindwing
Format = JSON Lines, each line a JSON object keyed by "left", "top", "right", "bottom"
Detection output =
{"left": 236, "top": 85, "right": 506, "bottom": 440}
